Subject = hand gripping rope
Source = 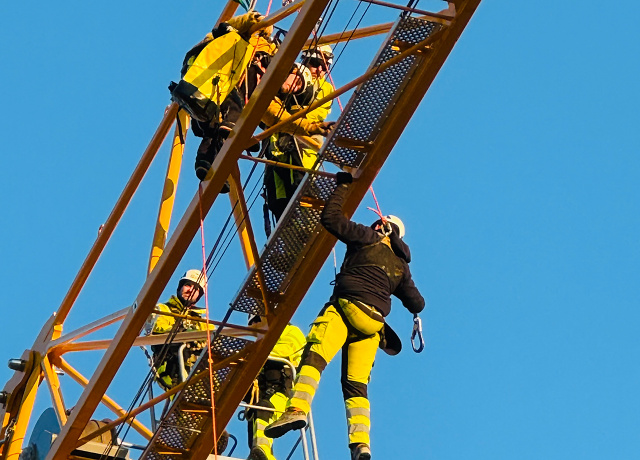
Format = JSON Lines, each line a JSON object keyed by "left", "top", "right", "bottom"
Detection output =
{"left": 411, "top": 314, "right": 425, "bottom": 353}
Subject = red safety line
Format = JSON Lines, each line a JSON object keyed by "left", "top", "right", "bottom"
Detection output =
{"left": 198, "top": 183, "right": 219, "bottom": 459}
{"left": 367, "top": 186, "right": 387, "bottom": 224}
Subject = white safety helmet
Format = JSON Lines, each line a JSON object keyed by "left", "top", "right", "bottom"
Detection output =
{"left": 301, "top": 44, "right": 334, "bottom": 69}
{"left": 384, "top": 215, "right": 405, "bottom": 238}
{"left": 179, "top": 269, "right": 208, "bottom": 295}
{"left": 291, "top": 62, "right": 314, "bottom": 95}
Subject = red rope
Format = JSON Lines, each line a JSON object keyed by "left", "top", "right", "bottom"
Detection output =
{"left": 367, "top": 186, "right": 387, "bottom": 224}
{"left": 198, "top": 183, "right": 218, "bottom": 459}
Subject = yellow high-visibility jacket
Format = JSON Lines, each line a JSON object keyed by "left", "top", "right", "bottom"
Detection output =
{"left": 152, "top": 296, "right": 213, "bottom": 334}
{"left": 268, "top": 74, "right": 334, "bottom": 201}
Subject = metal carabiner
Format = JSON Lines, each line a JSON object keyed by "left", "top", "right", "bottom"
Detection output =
{"left": 411, "top": 314, "right": 425, "bottom": 353}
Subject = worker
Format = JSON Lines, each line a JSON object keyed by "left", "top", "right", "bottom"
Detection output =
{"left": 170, "top": 11, "right": 275, "bottom": 184}
{"left": 150, "top": 269, "right": 212, "bottom": 391}
{"left": 264, "top": 172, "right": 425, "bottom": 460}
{"left": 245, "top": 319, "right": 306, "bottom": 460}
{"left": 179, "top": 16, "right": 334, "bottom": 187}
{"left": 263, "top": 45, "right": 335, "bottom": 222}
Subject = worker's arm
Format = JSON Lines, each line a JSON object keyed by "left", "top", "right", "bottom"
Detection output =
{"left": 262, "top": 99, "right": 333, "bottom": 136}
{"left": 320, "top": 178, "right": 380, "bottom": 247}
{"left": 152, "top": 304, "right": 176, "bottom": 334}
{"left": 394, "top": 269, "right": 425, "bottom": 314}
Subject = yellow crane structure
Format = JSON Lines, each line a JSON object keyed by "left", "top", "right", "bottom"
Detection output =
{"left": 0, "top": 0, "right": 482, "bottom": 459}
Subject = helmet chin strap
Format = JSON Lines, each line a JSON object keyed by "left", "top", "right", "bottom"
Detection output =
{"left": 177, "top": 288, "right": 201, "bottom": 308}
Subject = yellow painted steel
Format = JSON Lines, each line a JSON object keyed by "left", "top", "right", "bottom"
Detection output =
{"left": 4, "top": 355, "right": 42, "bottom": 460}
{"left": 148, "top": 109, "right": 190, "bottom": 274}
{"left": 54, "top": 358, "right": 153, "bottom": 440}
{"left": 228, "top": 174, "right": 255, "bottom": 270}
{"left": 0, "top": 3, "right": 485, "bottom": 460}
{"left": 54, "top": 103, "right": 179, "bottom": 329}
{"left": 41, "top": 355, "right": 67, "bottom": 427}
{"left": 228, "top": 165, "right": 272, "bottom": 315}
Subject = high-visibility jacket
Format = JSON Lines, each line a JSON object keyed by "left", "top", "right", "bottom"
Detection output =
{"left": 152, "top": 296, "right": 211, "bottom": 334}
{"left": 265, "top": 74, "right": 334, "bottom": 208}
{"left": 172, "top": 11, "right": 275, "bottom": 123}
{"left": 150, "top": 296, "right": 214, "bottom": 389}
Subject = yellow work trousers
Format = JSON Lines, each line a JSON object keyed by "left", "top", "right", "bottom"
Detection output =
{"left": 252, "top": 391, "right": 288, "bottom": 460}
{"left": 288, "top": 298, "right": 383, "bottom": 446}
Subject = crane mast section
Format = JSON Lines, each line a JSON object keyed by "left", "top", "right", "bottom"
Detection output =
{"left": 143, "top": 3, "right": 481, "bottom": 460}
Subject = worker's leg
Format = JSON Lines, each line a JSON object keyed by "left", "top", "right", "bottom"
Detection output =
{"left": 342, "top": 334, "right": 379, "bottom": 450}
{"left": 265, "top": 304, "right": 348, "bottom": 438}
{"left": 288, "top": 304, "right": 348, "bottom": 414}
{"left": 249, "top": 391, "right": 287, "bottom": 460}
{"left": 337, "top": 298, "right": 383, "bottom": 459}
{"left": 194, "top": 132, "right": 227, "bottom": 183}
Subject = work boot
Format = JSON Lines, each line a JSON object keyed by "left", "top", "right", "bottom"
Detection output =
{"left": 263, "top": 408, "right": 307, "bottom": 439}
{"left": 195, "top": 160, "right": 212, "bottom": 181}
{"left": 350, "top": 443, "right": 371, "bottom": 460}
{"left": 216, "top": 430, "right": 229, "bottom": 454}
{"left": 194, "top": 161, "right": 230, "bottom": 193}
{"left": 247, "top": 446, "right": 269, "bottom": 460}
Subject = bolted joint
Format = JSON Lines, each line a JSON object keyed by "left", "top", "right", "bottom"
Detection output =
{"left": 8, "top": 359, "right": 27, "bottom": 372}
{"left": 0, "top": 391, "right": 9, "bottom": 405}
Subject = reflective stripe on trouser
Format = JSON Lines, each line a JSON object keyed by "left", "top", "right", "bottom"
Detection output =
{"left": 345, "top": 397, "right": 371, "bottom": 445}
{"left": 287, "top": 299, "right": 383, "bottom": 413}
{"left": 253, "top": 391, "right": 287, "bottom": 460}
{"left": 288, "top": 365, "right": 320, "bottom": 414}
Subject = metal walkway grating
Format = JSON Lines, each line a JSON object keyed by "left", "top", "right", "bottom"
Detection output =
{"left": 322, "top": 16, "right": 441, "bottom": 168}
{"left": 143, "top": 15, "right": 441, "bottom": 460}
{"left": 146, "top": 334, "right": 250, "bottom": 460}
{"left": 231, "top": 16, "right": 441, "bottom": 317}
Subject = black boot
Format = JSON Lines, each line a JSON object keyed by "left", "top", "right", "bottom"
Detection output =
{"left": 194, "top": 136, "right": 230, "bottom": 193}
{"left": 350, "top": 443, "right": 371, "bottom": 460}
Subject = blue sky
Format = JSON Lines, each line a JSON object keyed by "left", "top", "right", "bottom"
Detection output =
{"left": 1, "top": 0, "right": 639, "bottom": 459}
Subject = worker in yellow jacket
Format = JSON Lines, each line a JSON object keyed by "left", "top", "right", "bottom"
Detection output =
{"left": 264, "top": 45, "right": 335, "bottom": 223}
{"left": 246, "top": 320, "right": 306, "bottom": 460}
{"left": 150, "top": 269, "right": 213, "bottom": 390}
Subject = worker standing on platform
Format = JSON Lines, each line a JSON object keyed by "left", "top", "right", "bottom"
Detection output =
{"left": 264, "top": 172, "right": 425, "bottom": 460}
{"left": 246, "top": 319, "right": 306, "bottom": 460}
{"left": 263, "top": 45, "right": 335, "bottom": 222}
{"left": 150, "top": 269, "right": 212, "bottom": 390}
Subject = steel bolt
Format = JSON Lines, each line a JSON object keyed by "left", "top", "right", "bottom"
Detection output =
{"left": 8, "top": 359, "right": 26, "bottom": 372}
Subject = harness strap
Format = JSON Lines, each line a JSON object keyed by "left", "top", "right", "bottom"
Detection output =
{"left": 330, "top": 298, "right": 383, "bottom": 341}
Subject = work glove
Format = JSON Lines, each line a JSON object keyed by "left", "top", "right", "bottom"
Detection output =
{"left": 227, "top": 11, "right": 264, "bottom": 39}
{"left": 336, "top": 172, "right": 353, "bottom": 185}
{"left": 307, "top": 121, "right": 336, "bottom": 136}
{"left": 258, "top": 24, "right": 274, "bottom": 39}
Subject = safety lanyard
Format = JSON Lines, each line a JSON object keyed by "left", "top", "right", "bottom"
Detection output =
{"left": 411, "top": 314, "right": 425, "bottom": 353}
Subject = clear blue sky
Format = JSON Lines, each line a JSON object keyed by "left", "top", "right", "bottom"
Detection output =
{"left": 1, "top": 1, "right": 639, "bottom": 459}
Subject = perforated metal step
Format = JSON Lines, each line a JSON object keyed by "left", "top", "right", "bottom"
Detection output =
{"left": 143, "top": 15, "right": 442, "bottom": 460}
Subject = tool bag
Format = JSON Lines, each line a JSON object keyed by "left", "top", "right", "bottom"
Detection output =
{"left": 171, "top": 30, "right": 254, "bottom": 123}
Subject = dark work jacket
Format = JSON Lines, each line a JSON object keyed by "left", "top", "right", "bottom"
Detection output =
{"left": 320, "top": 184, "right": 425, "bottom": 317}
